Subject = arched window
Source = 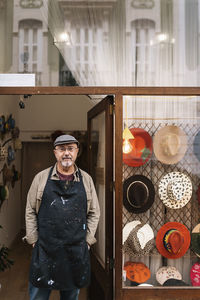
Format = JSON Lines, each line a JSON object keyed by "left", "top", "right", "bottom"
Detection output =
{"left": 18, "top": 19, "right": 43, "bottom": 80}
{"left": 70, "top": 18, "right": 102, "bottom": 85}
{"left": 131, "top": 19, "right": 155, "bottom": 85}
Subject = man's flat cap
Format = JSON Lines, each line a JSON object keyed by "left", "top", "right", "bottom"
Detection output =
{"left": 54, "top": 135, "right": 79, "bottom": 147}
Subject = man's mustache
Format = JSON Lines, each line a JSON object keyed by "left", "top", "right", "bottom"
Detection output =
{"left": 62, "top": 156, "right": 72, "bottom": 160}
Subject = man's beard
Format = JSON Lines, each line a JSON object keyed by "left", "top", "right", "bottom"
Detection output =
{"left": 61, "top": 157, "right": 73, "bottom": 168}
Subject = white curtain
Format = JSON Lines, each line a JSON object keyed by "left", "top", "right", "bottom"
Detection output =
{"left": 40, "top": 0, "right": 200, "bottom": 87}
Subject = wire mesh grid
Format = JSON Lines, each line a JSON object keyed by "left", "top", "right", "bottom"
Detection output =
{"left": 123, "top": 120, "right": 200, "bottom": 259}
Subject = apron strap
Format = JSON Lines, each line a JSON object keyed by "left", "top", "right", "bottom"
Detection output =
{"left": 77, "top": 168, "right": 83, "bottom": 184}
{"left": 47, "top": 166, "right": 54, "bottom": 180}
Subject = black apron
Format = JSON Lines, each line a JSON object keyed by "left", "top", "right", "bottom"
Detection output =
{"left": 29, "top": 167, "right": 90, "bottom": 290}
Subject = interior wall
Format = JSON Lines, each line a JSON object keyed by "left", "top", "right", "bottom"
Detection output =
{"left": 18, "top": 94, "right": 94, "bottom": 140}
{"left": 0, "top": 95, "right": 21, "bottom": 247}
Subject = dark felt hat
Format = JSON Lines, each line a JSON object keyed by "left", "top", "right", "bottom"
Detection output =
{"left": 123, "top": 175, "right": 155, "bottom": 214}
{"left": 191, "top": 224, "right": 200, "bottom": 257}
{"left": 54, "top": 135, "right": 79, "bottom": 147}
{"left": 163, "top": 278, "right": 189, "bottom": 286}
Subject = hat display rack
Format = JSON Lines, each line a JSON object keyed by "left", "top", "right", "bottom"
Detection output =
{"left": 122, "top": 118, "right": 200, "bottom": 287}
{"left": 0, "top": 114, "right": 21, "bottom": 209}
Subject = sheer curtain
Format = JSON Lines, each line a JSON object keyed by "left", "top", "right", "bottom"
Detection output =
{"left": 40, "top": 0, "right": 200, "bottom": 87}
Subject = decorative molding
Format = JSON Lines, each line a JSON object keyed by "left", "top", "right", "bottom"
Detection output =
{"left": 20, "top": 0, "right": 43, "bottom": 9}
{"left": 131, "top": 0, "right": 155, "bottom": 9}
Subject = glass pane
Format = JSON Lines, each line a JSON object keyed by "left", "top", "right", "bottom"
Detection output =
{"left": 122, "top": 95, "right": 200, "bottom": 288}
{"left": 2, "top": 1, "right": 200, "bottom": 87}
{"left": 33, "top": 46, "right": 37, "bottom": 61}
{"left": 91, "top": 111, "right": 106, "bottom": 268}
{"left": 33, "top": 29, "right": 37, "bottom": 44}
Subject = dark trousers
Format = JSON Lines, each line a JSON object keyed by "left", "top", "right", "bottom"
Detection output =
{"left": 29, "top": 282, "right": 80, "bottom": 300}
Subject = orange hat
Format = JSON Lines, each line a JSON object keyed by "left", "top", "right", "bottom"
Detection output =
{"left": 123, "top": 128, "right": 152, "bottom": 167}
{"left": 124, "top": 261, "right": 151, "bottom": 283}
{"left": 156, "top": 222, "right": 190, "bottom": 259}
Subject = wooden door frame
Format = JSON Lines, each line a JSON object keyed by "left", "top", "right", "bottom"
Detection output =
{"left": 1, "top": 86, "right": 200, "bottom": 300}
{"left": 87, "top": 95, "right": 114, "bottom": 300}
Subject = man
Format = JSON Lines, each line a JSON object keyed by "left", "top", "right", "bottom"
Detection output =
{"left": 24, "top": 134, "right": 100, "bottom": 300}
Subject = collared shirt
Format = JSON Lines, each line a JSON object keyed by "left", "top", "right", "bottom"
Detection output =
{"left": 25, "top": 164, "right": 100, "bottom": 246}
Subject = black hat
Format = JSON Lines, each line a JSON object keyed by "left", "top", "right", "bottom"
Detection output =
{"left": 54, "top": 135, "right": 79, "bottom": 147}
{"left": 163, "top": 278, "right": 189, "bottom": 286}
{"left": 123, "top": 175, "right": 155, "bottom": 214}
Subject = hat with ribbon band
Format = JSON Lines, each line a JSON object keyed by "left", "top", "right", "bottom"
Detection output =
{"left": 156, "top": 222, "right": 190, "bottom": 259}
{"left": 123, "top": 175, "right": 155, "bottom": 214}
{"left": 153, "top": 125, "right": 187, "bottom": 165}
{"left": 158, "top": 172, "right": 192, "bottom": 209}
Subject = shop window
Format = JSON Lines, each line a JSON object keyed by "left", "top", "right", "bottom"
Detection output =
{"left": 185, "top": 0, "right": 199, "bottom": 70}
{"left": 122, "top": 95, "right": 200, "bottom": 288}
{"left": 71, "top": 26, "right": 101, "bottom": 85}
{"left": 131, "top": 19, "right": 156, "bottom": 86}
{"left": 18, "top": 19, "right": 42, "bottom": 84}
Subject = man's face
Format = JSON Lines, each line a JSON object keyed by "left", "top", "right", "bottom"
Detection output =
{"left": 54, "top": 143, "right": 79, "bottom": 169}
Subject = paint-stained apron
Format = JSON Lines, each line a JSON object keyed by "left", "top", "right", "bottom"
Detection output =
{"left": 29, "top": 167, "right": 90, "bottom": 290}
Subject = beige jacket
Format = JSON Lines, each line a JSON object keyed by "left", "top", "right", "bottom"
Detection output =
{"left": 25, "top": 164, "right": 100, "bottom": 246}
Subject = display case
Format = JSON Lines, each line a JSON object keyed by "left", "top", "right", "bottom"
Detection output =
{"left": 115, "top": 90, "right": 200, "bottom": 300}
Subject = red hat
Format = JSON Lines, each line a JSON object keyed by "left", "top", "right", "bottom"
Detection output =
{"left": 190, "top": 263, "right": 200, "bottom": 286}
{"left": 123, "top": 128, "right": 152, "bottom": 167}
{"left": 156, "top": 222, "right": 190, "bottom": 259}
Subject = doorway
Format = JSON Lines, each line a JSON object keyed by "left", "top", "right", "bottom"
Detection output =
{"left": 0, "top": 90, "right": 114, "bottom": 300}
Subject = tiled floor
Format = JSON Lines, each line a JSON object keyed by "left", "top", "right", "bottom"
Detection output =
{"left": 0, "top": 233, "right": 87, "bottom": 300}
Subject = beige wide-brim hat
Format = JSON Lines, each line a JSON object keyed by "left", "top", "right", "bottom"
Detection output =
{"left": 156, "top": 266, "right": 182, "bottom": 285}
{"left": 158, "top": 172, "right": 192, "bottom": 209}
{"left": 153, "top": 125, "right": 187, "bottom": 165}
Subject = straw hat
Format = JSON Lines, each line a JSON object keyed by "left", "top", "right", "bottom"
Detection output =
{"left": 153, "top": 125, "right": 187, "bottom": 165}
{"left": 190, "top": 263, "right": 200, "bottom": 286}
{"left": 123, "top": 175, "right": 155, "bottom": 213}
{"left": 156, "top": 222, "right": 190, "bottom": 259}
{"left": 123, "top": 127, "right": 152, "bottom": 167}
{"left": 123, "top": 222, "right": 154, "bottom": 257}
{"left": 124, "top": 261, "right": 151, "bottom": 283}
{"left": 156, "top": 266, "right": 182, "bottom": 285}
{"left": 158, "top": 172, "right": 192, "bottom": 209}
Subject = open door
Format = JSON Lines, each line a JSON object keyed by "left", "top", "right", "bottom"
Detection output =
{"left": 87, "top": 95, "right": 114, "bottom": 300}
